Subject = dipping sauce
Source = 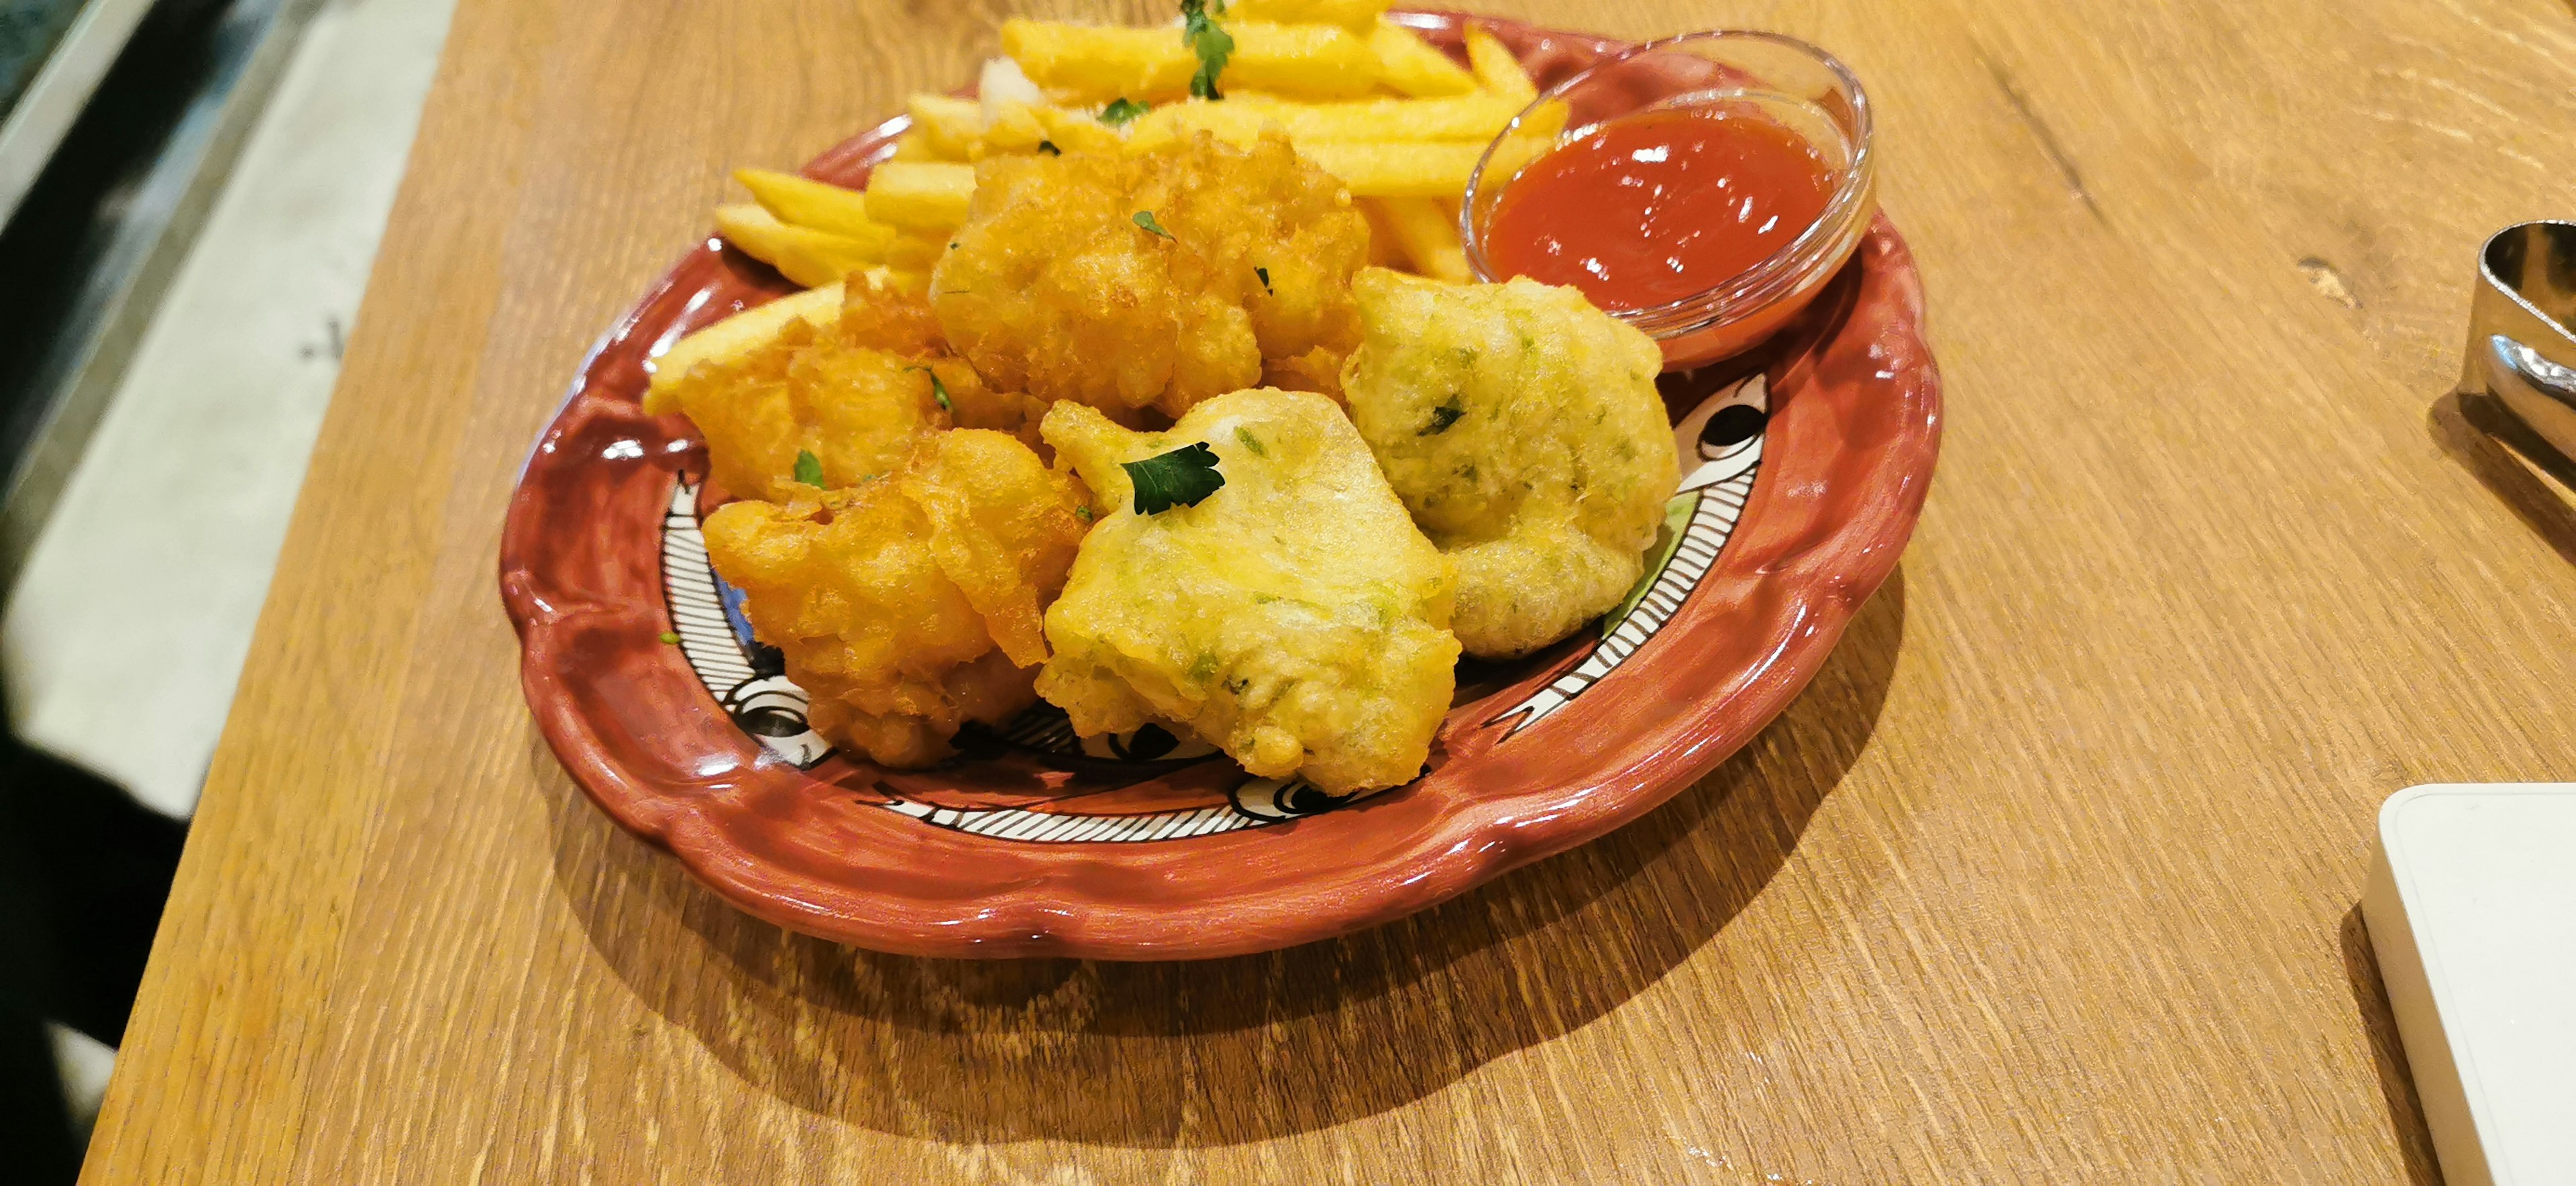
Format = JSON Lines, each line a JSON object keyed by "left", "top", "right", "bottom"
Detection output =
{"left": 1484, "top": 107, "right": 1836, "bottom": 311}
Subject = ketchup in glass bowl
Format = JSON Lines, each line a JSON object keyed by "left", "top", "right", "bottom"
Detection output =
{"left": 1462, "top": 31, "right": 1876, "bottom": 370}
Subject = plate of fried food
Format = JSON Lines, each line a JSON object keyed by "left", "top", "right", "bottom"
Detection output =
{"left": 500, "top": 2, "right": 1940, "bottom": 959}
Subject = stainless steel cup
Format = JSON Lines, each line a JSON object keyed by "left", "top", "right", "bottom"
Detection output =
{"left": 2463, "top": 222, "right": 2576, "bottom": 460}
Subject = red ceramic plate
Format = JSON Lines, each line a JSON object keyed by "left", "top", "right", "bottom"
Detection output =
{"left": 500, "top": 13, "right": 1941, "bottom": 959}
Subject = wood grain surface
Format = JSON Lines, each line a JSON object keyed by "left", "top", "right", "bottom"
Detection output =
{"left": 75, "top": 0, "right": 2576, "bottom": 1181}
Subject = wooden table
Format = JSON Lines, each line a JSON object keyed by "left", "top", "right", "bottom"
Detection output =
{"left": 76, "top": 1, "right": 2576, "bottom": 1181}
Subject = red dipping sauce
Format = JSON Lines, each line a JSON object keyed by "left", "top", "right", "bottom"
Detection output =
{"left": 1485, "top": 107, "right": 1835, "bottom": 312}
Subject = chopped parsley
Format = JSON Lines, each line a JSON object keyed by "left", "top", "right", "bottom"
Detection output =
{"left": 1099, "top": 97, "right": 1148, "bottom": 126}
{"left": 1132, "top": 209, "right": 1173, "bottom": 239}
{"left": 1121, "top": 441, "right": 1224, "bottom": 513}
{"left": 906, "top": 365, "right": 953, "bottom": 410}
{"left": 1234, "top": 426, "right": 1267, "bottom": 456}
{"left": 1254, "top": 265, "right": 1271, "bottom": 293}
{"left": 1075, "top": 504, "right": 1094, "bottom": 523}
{"left": 1181, "top": 0, "right": 1234, "bottom": 100}
{"left": 1421, "top": 397, "right": 1465, "bottom": 435}
{"left": 1037, "top": 139, "right": 1061, "bottom": 154}
{"left": 793, "top": 448, "right": 825, "bottom": 485}
{"left": 658, "top": 630, "right": 682, "bottom": 645}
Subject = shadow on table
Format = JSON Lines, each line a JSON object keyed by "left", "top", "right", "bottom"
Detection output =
{"left": 2428, "top": 389, "right": 2576, "bottom": 568}
{"left": 544, "top": 570, "right": 1907, "bottom": 1148}
{"left": 2339, "top": 905, "right": 2443, "bottom": 1186}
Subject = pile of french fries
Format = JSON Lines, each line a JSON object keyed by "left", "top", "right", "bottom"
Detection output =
{"left": 706, "top": 0, "right": 1560, "bottom": 295}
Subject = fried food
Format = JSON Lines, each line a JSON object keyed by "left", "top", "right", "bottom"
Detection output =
{"left": 1339, "top": 268, "right": 1677, "bottom": 659}
{"left": 1367, "top": 19, "right": 1477, "bottom": 96}
{"left": 733, "top": 168, "right": 900, "bottom": 243}
{"left": 1369, "top": 195, "right": 1470, "bottom": 282}
{"left": 1036, "top": 388, "right": 1459, "bottom": 794}
{"left": 701, "top": 429, "right": 1091, "bottom": 767}
{"left": 1463, "top": 23, "right": 1536, "bottom": 100}
{"left": 1000, "top": 19, "right": 1379, "bottom": 104}
{"left": 652, "top": 278, "right": 1046, "bottom": 500}
{"left": 864, "top": 161, "right": 977, "bottom": 232}
{"left": 929, "top": 131, "right": 1368, "bottom": 421}
{"left": 645, "top": 282, "right": 843, "bottom": 407}
{"left": 1130, "top": 92, "right": 1523, "bottom": 146}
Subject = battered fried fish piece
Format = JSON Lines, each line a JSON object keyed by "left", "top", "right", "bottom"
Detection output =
{"left": 1340, "top": 268, "right": 1678, "bottom": 659}
{"left": 929, "top": 132, "right": 1369, "bottom": 422}
{"left": 651, "top": 278, "right": 1048, "bottom": 500}
{"left": 700, "top": 429, "right": 1090, "bottom": 766}
{"left": 1036, "top": 388, "right": 1458, "bottom": 794}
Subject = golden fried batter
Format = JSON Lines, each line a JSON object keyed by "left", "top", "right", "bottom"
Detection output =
{"left": 1036, "top": 388, "right": 1458, "bottom": 794}
{"left": 701, "top": 429, "right": 1090, "bottom": 766}
{"left": 655, "top": 278, "right": 1048, "bottom": 500}
{"left": 928, "top": 132, "right": 1369, "bottom": 422}
{"left": 1340, "top": 268, "right": 1678, "bottom": 659}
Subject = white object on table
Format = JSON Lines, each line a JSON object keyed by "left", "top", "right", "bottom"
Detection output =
{"left": 2363, "top": 784, "right": 2576, "bottom": 1186}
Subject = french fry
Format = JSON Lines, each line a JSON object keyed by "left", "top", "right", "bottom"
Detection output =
{"left": 1130, "top": 93, "right": 1522, "bottom": 161}
{"left": 643, "top": 282, "right": 845, "bottom": 411}
{"left": 1355, "top": 198, "right": 1405, "bottom": 268}
{"left": 1002, "top": 19, "right": 1378, "bottom": 103}
{"left": 1463, "top": 24, "right": 1536, "bottom": 101}
{"left": 885, "top": 231, "right": 949, "bottom": 272}
{"left": 1228, "top": 22, "right": 1380, "bottom": 98}
{"left": 888, "top": 132, "right": 941, "bottom": 162}
{"left": 1002, "top": 21, "right": 1194, "bottom": 101}
{"left": 1237, "top": 92, "right": 1523, "bottom": 140}
{"left": 1229, "top": 0, "right": 1389, "bottom": 34}
{"left": 714, "top": 205, "right": 888, "bottom": 288}
{"left": 863, "top": 161, "right": 976, "bottom": 232}
{"left": 733, "top": 169, "right": 901, "bottom": 246}
{"left": 1032, "top": 105, "right": 1127, "bottom": 155}
{"left": 1371, "top": 195, "right": 1471, "bottom": 282}
{"left": 1293, "top": 140, "right": 1484, "bottom": 198}
{"left": 1368, "top": 19, "right": 1477, "bottom": 97}
{"left": 978, "top": 101, "right": 1054, "bottom": 156}
{"left": 907, "top": 93, "right": 984, "bottom": 158}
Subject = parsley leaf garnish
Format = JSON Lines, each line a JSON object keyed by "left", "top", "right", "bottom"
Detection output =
{"left": 1181, "top": 0, "right": 1234, "bottom": 100}
{"left": 1075, "top": 504, "right": 1093, "bottom": 523}
{"left": 793, "top": 449, "right": 825, "bottom": 484}
{"left": 1132, "top": 210, "right": 1173, "bottom": 239}
{"left": 1254, "top": 265, "right": 1271, "bottom": 293}
{"left": 1234, "top": 426, "right": 1267, "bottom": 456}
{"left": 1099, "top": 97, "right": 1148, "bottom": 126}
{"left": 1037, "top": 139, "right": 1061, "bottom": 155}
{"left": 906, "top": 365, "right": 953, "bottom": 410}
{"left": 1420, "top": 397, "right": 1464, "bottom": 435}
{"left": 1122, "top": 441, "right": 1224, "bottom": 514}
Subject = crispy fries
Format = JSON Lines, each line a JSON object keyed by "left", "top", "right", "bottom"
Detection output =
{"left": 714, "top": 205, "right": 888, "bottom": 287}
{"left": 864, "top": 161, "right": 976, "bottom": 231}
{"left": 1463, "top": 23, "right": 1536, "bottom": 100}
{"left": 732, "top": 169, "right": 899, "bottom": 244}
{"left": 712, "top": 9, "right": 1554, "bottom": 291}
{"left": 1003, "top": 19, "right": 1377, "bottom": 103}
{"left": 644, "top": 282, "right": 845, "bottom": 411}
{"left": 1230, "top": 0, "right": 1389, "bottom": 34}
{"left": 906, "top": 94, "right": 984, "bottom": 158}
{"left": 1368, "top": 19, "right": 1477, "bottom": 96}
{"left": 1293, "top": 140, "right": 1485, "bottom": 197}
{"left": 1371, "top": 196, "right": 1471, "bottom": 282}
{"left": 1136, "top": 91, "right": 1521, "bottom": 144}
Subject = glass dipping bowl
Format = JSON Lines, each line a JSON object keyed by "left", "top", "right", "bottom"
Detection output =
{"left": 1462, "top": 30, "right": 1876, "bottom": 370}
